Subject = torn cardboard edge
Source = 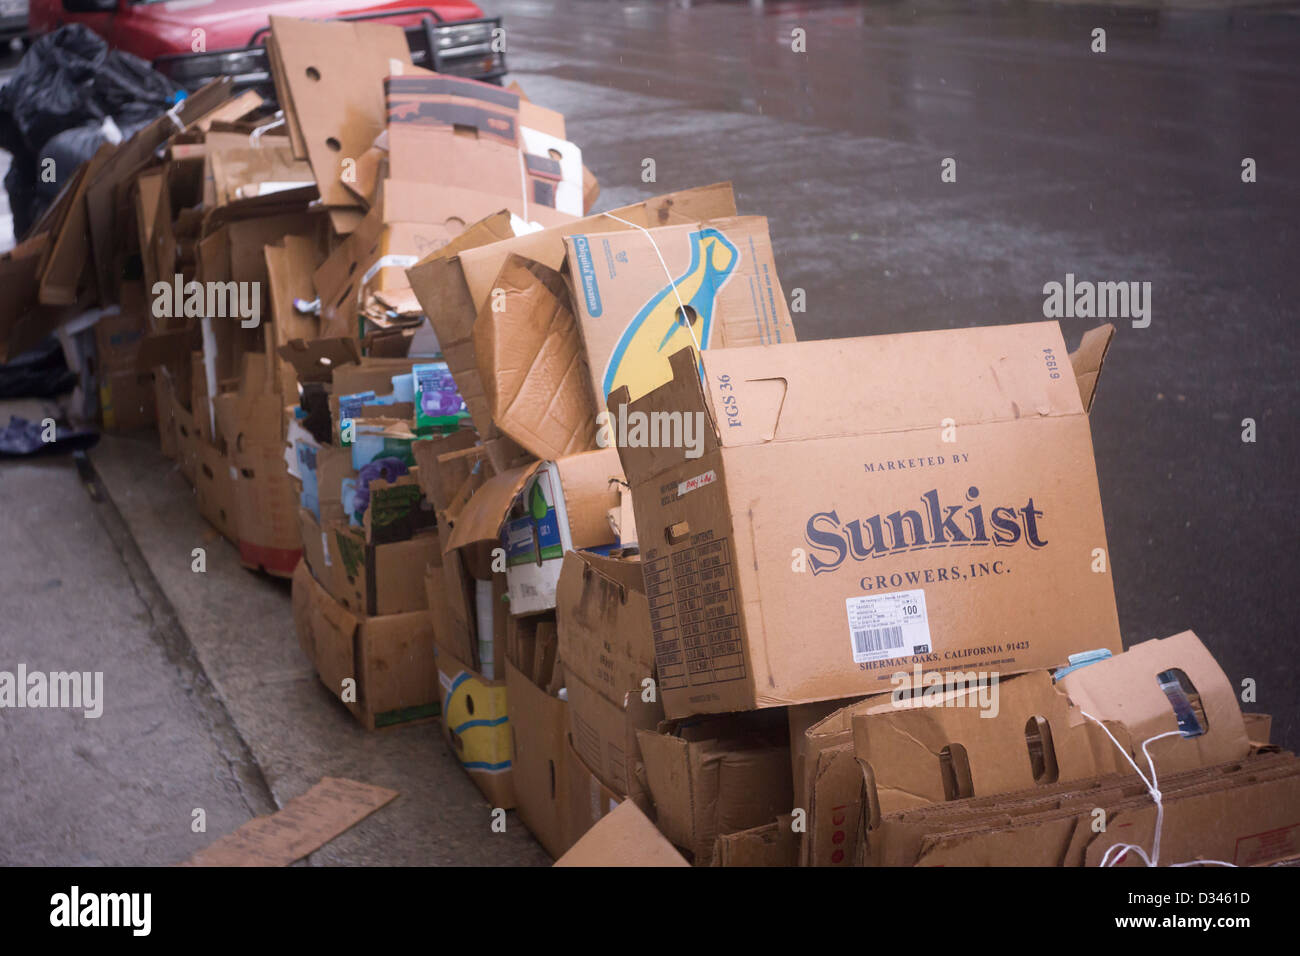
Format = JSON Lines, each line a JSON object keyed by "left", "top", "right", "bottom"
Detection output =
{"left": 181, "top": 777, "right": 398, "bottom": 866}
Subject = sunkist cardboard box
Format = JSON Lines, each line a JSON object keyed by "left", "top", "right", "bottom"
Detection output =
{"left": 612, "top": 322, "right": 1121, "bottom": 717}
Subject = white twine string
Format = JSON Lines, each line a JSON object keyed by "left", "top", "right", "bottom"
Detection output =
{"left": 599, "top": 211, "right": 701, "bottom": 361}
{"left": 1081, "top": 710, "right": 1236, "bottom": 868}
{"left": 250, "top": 113, "right": 286, "bottom": 146}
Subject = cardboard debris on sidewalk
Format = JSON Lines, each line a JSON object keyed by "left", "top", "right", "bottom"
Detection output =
{"left": 4, "top": 15, "right": 1295, "bottom": 870}
{"left": 183, "top": 777, "right": 398, "bottom": 866}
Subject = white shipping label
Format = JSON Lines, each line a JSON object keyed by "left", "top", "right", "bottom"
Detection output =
{"left": 845, "top": 589, "right": 931, "bottom": 664}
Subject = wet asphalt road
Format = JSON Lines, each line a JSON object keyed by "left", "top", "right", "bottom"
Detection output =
{"left": 490, "top": 0, "right": 1300, "bottom": 746}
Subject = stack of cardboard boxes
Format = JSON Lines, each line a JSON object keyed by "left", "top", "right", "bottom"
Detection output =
{"left": 3, "top": 14, "right": 1295, "bottom": 868}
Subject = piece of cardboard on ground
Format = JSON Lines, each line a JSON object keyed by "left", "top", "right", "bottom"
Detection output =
{"left": 182, "top": 776, "right": 398, "bottom": 866}
{"left": 553, "top": 799, "right": 689, "bottom": 867}
{"left": 614, "top": 323, "right": 1123, "bottom": 718}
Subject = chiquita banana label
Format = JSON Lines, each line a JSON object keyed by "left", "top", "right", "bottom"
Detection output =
{"left": 440, "top": 669, "right": 511, "bottom": 773}
{"left": 597, "top": 227, "right": 739, "bottom": 399}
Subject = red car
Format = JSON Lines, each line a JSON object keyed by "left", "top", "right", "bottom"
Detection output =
{"left": 28, "top": 0, "right": 505, "bottom": 89}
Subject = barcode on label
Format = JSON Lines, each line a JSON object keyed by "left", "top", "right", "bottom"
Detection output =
{"left": 846, "top": 588, "right": 930, "bottom": 665}
{"left": 852, "top": 626, "right": 905, "bottom": 655}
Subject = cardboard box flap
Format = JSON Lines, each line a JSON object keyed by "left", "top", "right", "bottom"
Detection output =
{"left": 456, "top": 183, "right": 739, "bottom": 306}
{"left": 711, "top": 818, "right": 798, "bottom": 867}
{"left": 552, "top": 448, "right": 625, "bottom": 548}
{"left": 692, "top": 321, "right": 1086, "bottom": 450}
{"left": 1058, "top": 630, "right": 1249, "bottom": 768}
{"left": 631, "top": 731, "right": 698, "bottom": 852}
{"left": 269, "top": 16, "right": 412, "bottom": 209}
{"left": 637, "top": 725, "right": 793, "bottom": 863}
{"left": 474, "top": 253, "right": 599, "bottom": 461}
{"left": 410, "top": 429, "right": 481, "bottom": 517}
{"left": 556, "top": 550, "right": 653, "bottom": 706}
{"left": 855, "top": 632, "right": 1251, "bottom": 818}
{"left": 1068, "top": 323, "right": 1114, "bottom": 413}
{"left": 279, "top": 337, "right": 363, "bottom": 383}
{"left": 408, "top": 255, "right": 498, "bottom": 440}
{"left": 553, "top": 799, "right": 689, "bottom": 867}
{"left": 445, "top": 462, "right": 540, "bottom": 552}
{"left": 608, "top": 347, "right": 722, "bottom": 482}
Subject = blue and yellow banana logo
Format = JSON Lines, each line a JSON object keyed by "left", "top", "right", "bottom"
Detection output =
{"left": 441, "top": 670, "right": 511, "bottom": 773}
{"left": 602, "top": 227, "right": 739, "bottom": 400}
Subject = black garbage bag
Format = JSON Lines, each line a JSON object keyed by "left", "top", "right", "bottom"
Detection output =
{"left": 0, "top": 24, "right": 182, "bottom": 238}
{"left": 0, "top": 416, "right": 100, "bottom": 458}
{"left": 0, "top": 336, "right": 78, "bottom": 400}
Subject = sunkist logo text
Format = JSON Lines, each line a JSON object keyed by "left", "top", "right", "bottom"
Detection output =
{"left": 804, "top": 486, "right": 1047, "bottom": 575}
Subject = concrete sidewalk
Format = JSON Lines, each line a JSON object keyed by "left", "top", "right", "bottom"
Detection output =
{"left": 82, "top": 431, "right": 550, "bottom": 866}
{"left": 0, "top": 398, "right": 548, "bottom": 866}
